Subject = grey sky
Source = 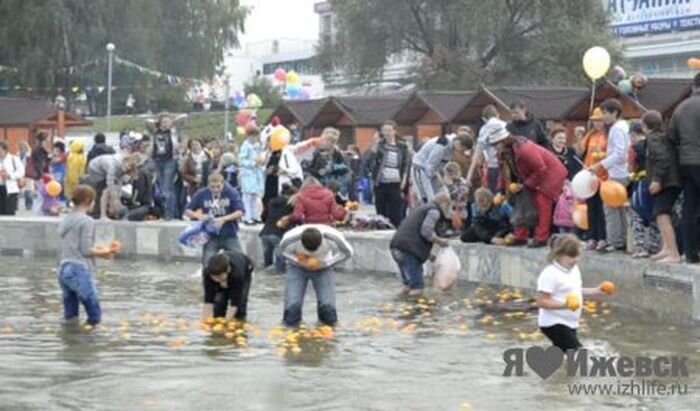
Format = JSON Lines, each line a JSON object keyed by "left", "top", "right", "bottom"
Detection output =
{"left": 239, "top": 0, "right": 320, "bottom": 45}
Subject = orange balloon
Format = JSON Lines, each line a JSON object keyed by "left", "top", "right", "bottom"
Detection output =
{"left": 600, "top": 281, "right": 615, "bottom": 295}
{"left": 572, "top": 204, "right": 589, "bottom": 230}
{"left": 599, "top": 180, "right": 627, "bottom": 207}
{"left": 46, "top": 180, "right": 62, "bottom": 197}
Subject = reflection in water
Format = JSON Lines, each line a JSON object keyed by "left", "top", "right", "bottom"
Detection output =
{"left": 0, "top": 256, "right": 699, "bottom": 410}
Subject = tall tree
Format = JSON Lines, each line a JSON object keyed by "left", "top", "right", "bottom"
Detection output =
{"left": 0, "top": 0, "right": 248, "bottom": 93}
{"left": 317, "top": 0, "right": 622, "bottom": 89}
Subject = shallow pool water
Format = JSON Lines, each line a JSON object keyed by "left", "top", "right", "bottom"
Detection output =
{"left": 1, "top": 257, "right": 699, "bottom": 411}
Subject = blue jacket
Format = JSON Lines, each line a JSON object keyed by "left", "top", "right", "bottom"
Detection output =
{"left": 238, "top": 140, "right": 264, "bottom": 194}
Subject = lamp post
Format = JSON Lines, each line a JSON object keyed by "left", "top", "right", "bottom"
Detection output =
{"left": 106, "top": 42, "right": 115, "bottom": 132}
{"left": 223, "top": 73, "right": 232, "bottom": 141}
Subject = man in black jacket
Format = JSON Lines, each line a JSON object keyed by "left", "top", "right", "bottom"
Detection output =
{"left": 507, "top": 100, "right": 549, "bottom": 147}
{"left": 365, "top": 120, "right": 410, "bottom": 228}
{"left": 668, "top": 73, "right": 700, "bottom": 264}
{"left": 202, "top": 250, "right": 253, "bottom": 321}
{"left": 87, "top": 133, "right": 115, "bottom": 165}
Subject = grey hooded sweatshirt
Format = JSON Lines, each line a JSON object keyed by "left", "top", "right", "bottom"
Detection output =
{"left": 57, "top": 212, "right": 96, "bottom": 271}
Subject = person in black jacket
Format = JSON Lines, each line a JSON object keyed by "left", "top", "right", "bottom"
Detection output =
{"left": 87, "top": 133, "right": 115, "bottom": 165}
{"left": 507, "top": 100, "right": 549, "bottom": 147}
{"left": 548, "top": 127, "right": 582, "bottom": 180}
{"left": 202, "top": 250, "right": 253, "bottom": 321}
{"left": 259, "top": 184, "right": 296, "bottom": 272}
{"left": 365, "top": 120, "right": 410, "bottom": 228}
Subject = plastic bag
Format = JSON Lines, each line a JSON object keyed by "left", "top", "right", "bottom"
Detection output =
{"left": 178, "top": 219, "right": 220, "bottom": 248}
{"left": 433, "top": 246, "right": 461, "bottom": 291}
{"left": 510, "top": 189, "right": 539, "bottom": 228}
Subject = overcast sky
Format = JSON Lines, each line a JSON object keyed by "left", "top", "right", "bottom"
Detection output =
{"left": 239, "top": 0, "right": 320, "bottom": 45}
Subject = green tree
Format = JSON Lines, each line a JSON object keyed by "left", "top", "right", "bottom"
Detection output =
{"left": 243, "top": 76, "right": 283, "bottom": 109}
{"left": 0, "top": 0, "right": 248, "bottom": 93}
{"left": 318, "top": 0, "right": 622, "bottom": 88}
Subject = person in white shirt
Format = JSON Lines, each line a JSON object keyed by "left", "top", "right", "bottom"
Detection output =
{"left": 535, "top": 234, "right": 610, "bottom": 352}
{"left": 589, "top": 99, "right": 630, "bottom": 252}
{"left": 279, "top": 224, "right": 354, "bottom": 327}
{"left": 0, "top": 141, "right": 25, "bottom": 215}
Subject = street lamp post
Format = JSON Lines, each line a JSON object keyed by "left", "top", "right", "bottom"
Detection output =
{"left": 106, "top": 42, "right": 115, "bottom": 132}
{"left": 223, "top": 74, "right": 231, "bottom": 141}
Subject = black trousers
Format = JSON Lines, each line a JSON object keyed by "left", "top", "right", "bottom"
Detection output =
{"left": 540, "top": 324, "right": 582, "bottom": 352}
{"left": 681, "top": 165, "right": 700, "bottom": 263}
{"left": 586, "top": 192, "right": 606, "bottom": 242}
{"left": 374, "top": 182, "right": 403, "bottom": 228}
{"left": 0, "top": 186, "right": 18, "bottom": 216}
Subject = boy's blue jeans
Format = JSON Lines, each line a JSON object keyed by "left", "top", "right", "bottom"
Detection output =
{"left": 202, "top": 235, "right": 242, "bottom": 266}
{"left": 283, "top": 265, "right": 337, "bottom": 327}
{"left": 390, "top": 248, "right": 424, "bottom": 290}
{"left": 58, "top": 262, "right": 101, "bottom": 325}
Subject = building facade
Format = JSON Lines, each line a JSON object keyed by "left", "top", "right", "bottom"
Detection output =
{"left": 608, "top": 0, "right": 700, "bottom": 78}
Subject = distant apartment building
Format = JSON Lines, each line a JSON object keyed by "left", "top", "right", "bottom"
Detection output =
{"left": 608, "top": 0, "right": 700, "bottom": 78}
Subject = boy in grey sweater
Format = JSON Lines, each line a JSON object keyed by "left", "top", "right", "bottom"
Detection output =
{"left": 57, "top": 185, "right": 117, "bottom": 325}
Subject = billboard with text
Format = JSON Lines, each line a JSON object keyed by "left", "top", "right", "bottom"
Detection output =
{"left": 607, "top": 0, "right": 700, "bottom": 37}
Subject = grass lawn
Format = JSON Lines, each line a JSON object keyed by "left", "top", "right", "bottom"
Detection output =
{"left": 89, "top": 109, "right": 273, "bottom": 139}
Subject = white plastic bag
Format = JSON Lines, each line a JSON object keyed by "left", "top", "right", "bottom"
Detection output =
{"left": 433, "top": 246, "right": 461, "bottom": 291}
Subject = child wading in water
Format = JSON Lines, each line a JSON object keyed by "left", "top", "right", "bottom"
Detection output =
{"left": 535, "top": 234, "right": 612, "bottom": 352}
{"left": 57, "top": 185, "right": 117, "bottom": 325}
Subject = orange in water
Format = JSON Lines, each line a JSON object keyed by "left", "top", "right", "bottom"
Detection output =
{"left": 600, "top": 281, "right": 615, "bottom": 295}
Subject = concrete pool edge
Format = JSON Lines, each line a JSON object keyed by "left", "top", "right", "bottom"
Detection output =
{"left": 1, "top": 216, "right": 699, "bottom": 324}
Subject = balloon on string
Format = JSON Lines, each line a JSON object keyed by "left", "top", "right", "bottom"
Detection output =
{"left": 236, "top": 109, "right": 255, "bottom": 127}
{"left": 286, "top": 83, "right": 301, "bottom": 100}
{"left": 582, "top": 46, "right": 611, "bottom": 81}
{"left": 630, "top": 73, "right": 648, "bottom": 90}
{"left": 46, "top": 180, "right": 62, "bottom": 198}
{"left": 274, "top": 68, "right": 287, "bottom": 82}
{"left": 71, "top": 86, "right": 80, "bottom": 93}
{"left": 246, "top": 93, "right": 263, "bottom": 108}
{"left": 298, "top": 87, "right": 311, "bottom": 101}
{"left": 600, "top": 180, "right": 627, "bottom": 207}
{"left": 286, "top": 71, "right": 299, "bottom": 84}
{"left": 618, "top": 79, "right": 633, "bottom": 95}
{"left": 269, "top": 126, "right": 291, "bottom": 151}
{"left": 609, "top": 65, "right": 627, "bottom": 84}
{"left": 571, "top": 170, "right": 600, "bottom": 200}
{"left": 572, "top": 203, "right": 589, "bottom": 230}
{"left": 233, "top": 90, "right": 246, "bottom": 108}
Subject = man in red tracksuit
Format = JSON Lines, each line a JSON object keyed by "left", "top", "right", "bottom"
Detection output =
{"left": 487, "top": 122, "right": 567, "bottom": 247}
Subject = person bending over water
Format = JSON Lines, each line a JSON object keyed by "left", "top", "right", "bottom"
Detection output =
{"left": 280, "top": 225, "right": 354, "bottom": 327}
{"left": 57, "top": 185, "right": 117, "bottom": 325}
{"left": 202, "top": 250, "right": 253, "bottom": 321}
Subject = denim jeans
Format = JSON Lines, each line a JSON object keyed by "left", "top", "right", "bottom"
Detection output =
{"left": 58, "top": 262, "right": 101, "bottom": 325}
{"left": 260, "top": 234, "right": 285, "bottom": 272}
{"left": 155, "top": 159, "right": 178, "bottom": 220}
{"left": 23, "top": 189, "right": 34, "bottom": 211}
{"left": 283, "top": 265, "right": 337, "bottom": 327}
{"left": 242, "top": 193, "right": 260, "bottom": 222}
{"left": 202, "top": 235, "right": 242, "bottom": 266}
{"left": 604, "top": 177, "right": 629, "bottom": 249}
{"left": 391, "top": 248, "right": 424, "bottom": 290}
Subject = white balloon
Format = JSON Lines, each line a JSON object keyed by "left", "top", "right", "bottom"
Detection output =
{"left": 582, "top": 46, "right": 611, "bottom": 81}
{"left": 571, "top": 170, "right": 600, "bottom": 200}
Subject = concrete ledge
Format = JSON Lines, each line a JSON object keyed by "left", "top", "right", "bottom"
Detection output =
{"left": 1, "top": 216, "right": 699, "bottom": 324}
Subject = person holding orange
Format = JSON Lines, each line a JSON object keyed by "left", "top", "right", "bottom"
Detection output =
{"left": 279, "top": 225, "right": 353, "bottom": 327}
{"left": 57, "top": 185, "right": 118, "bottom": 326}
{"left": 535, "top": 234, "right": 612, "bottom": 352}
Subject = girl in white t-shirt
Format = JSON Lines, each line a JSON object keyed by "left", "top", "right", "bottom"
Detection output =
{"left": 535, "top": 234, "right": 609, "bottom": 352}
